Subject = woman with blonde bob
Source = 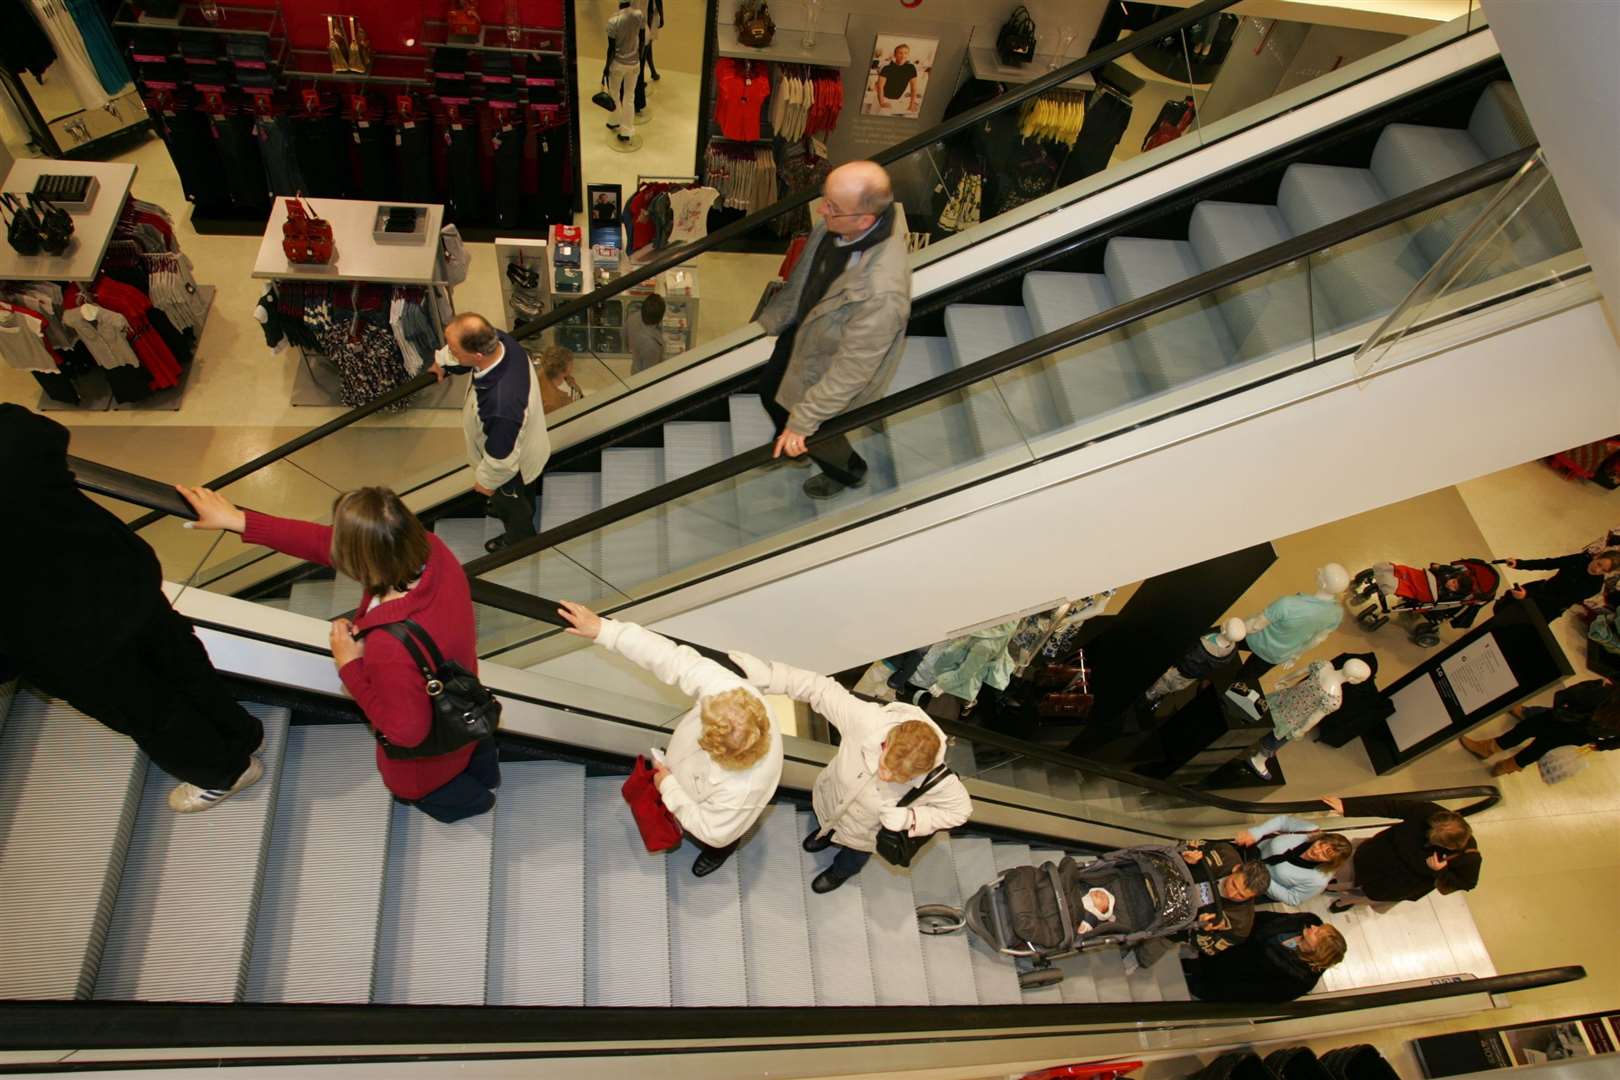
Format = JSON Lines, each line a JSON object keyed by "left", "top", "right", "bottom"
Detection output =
{"left": 559, "top": 600, "right": 782, "bottom": 878}
{"left": 729, "top": 650, "right": 972, "bottom": 894}
{"left": 177, "top": 484, "right": 497, "bottom": 822}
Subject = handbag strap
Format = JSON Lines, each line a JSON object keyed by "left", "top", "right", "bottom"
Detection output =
{"left": 896, "top": 763, "right": 953, "bottom": 808}
{"left": 358, "top": 617, "right": 447, "bottom": 679}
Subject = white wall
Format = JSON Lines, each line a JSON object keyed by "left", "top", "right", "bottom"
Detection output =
{"left": 651, "top": 293, "right": 1620, "bottom": 674}
{"left": 1482, "top": 0, "right": 1620, "bottom": 328}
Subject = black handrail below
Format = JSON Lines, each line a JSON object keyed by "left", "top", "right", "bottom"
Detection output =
{"left": 458, "top": 146, "right": 1538, "bottom": 585}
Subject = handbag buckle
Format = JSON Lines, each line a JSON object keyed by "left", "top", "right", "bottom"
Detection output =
{"left": 425, "top": 678, "right": 445, "bottom": 697}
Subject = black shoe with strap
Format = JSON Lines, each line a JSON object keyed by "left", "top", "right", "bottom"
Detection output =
{"left": 803, "top": 827, "right": 832, "bottom": 853}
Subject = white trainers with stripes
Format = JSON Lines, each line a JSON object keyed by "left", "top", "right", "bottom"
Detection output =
{"left": 168, "top": 755, "right": 263, "bottom": 814}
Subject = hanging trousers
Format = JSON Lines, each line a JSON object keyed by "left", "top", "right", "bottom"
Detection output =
{"left": 29, "top": 607, "right": 263, "bottom": 790}
{"left": 757, "top": 329, "right": 867, "bottom": 488}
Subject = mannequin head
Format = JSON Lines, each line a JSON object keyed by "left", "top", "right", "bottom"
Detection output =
{"left": 1341, "top": 658, "right": 1372, "bottom": 684}
{"left": 1315, "top": 563, "right": 1350, "bottom": 596}
{"left": 819, "top": 161, "right": 893, "bottom": 239}
{"left": 1220, "top": 617, "right": 1247, "bottom": 644}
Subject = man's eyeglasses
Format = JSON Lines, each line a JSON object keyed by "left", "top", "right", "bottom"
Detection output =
{"left": 818, "top": 197, "right": 869, "bottom": 220}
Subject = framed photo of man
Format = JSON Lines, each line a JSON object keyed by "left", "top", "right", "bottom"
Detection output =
{"left": 861, "top": 34, "right": 937, "bottom": 119}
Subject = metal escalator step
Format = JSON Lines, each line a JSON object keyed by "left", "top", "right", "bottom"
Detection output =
{"left": 885, "top": 337, "right": 974, "bottom": 489}
{"left": 246, "top": 725, "right": 392, "bottom": 1004}
{"left": 738, "top": 806, "right": 817, "bottom": 1006}
{"left": 908, "top": 833, "right": 978, "bottom": 1005}
{"left": 0, "top": 679, "right": 15, "bottom": 733}
{"left": 1090, "top": 944, "right": 1132, "bottom": 1003}
{"left": 95, "top": 704, "right": 289, "bottom": 1003}
{"left": 943, "top": 304, "right": 1045, "bottom": 453}
{"left": 599, "top": 447, "right": 667, "bottom": 586}
{"left": 1153, "top": 940, "right": 1191, "bottom": 1001}
{"left": 726, "top": 393, "right": 776, "bottom": 451}
{"left": 540, "top": 472, "right": 602, "bottom": 530}
{"left": 584, "top": 775, "right": 671, "bottom": 1006}
{"left": 433, "top": 517, "right": 498, "bottom": 562}
{"left": 666, "top": 836, "right": 748, "bottom": 1007}
{"left": 1370, "top": 123, "right": 1490, "bottom": 264}
{"left": 950, "top": 836, "right": 1021, "bottom": 1004}
{"left": 1187, "top": 201, "right": 1320, "bottom": 361}
{"left": 943, "top": 737, "right": 977, "bottom": 776}
{"left": 487, "top": 761, "right": 586, "bottom": 1005}
{"left": 855, "top": 844, "right": 931, "bottom": 1005}
{"left": 797, "top": 811, "right": 876, "bottom": 1006}
{"left": 1046, "top": 766, "right": 1084, "bottom": 802}
{"left": 1028, "top": 848, "right": 1100, "bottom": 1005}
{"left": 372, "top": 797, "right": 494, "bottom": 1005}
{"left": 662, "top": 421, "right": 740, "bottom": 574}
{"left": 1104, "top": 237, "right": 1236, "bottom": 388}
{"left": 0, "top": 693, "right": 145, "bottom": 1000}
{"left": 1012, "top": 761, "right": 1052, "bottom": 796}
{"left": 1019, "top": 271, "right": 1143, "bottom": 426}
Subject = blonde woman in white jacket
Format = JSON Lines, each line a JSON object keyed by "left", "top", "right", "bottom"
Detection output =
{"left": 561, "top": 602, "right": 783, "bottom": 877}
{"left": 732, "top": 651, "right": 972, "bottom": 894}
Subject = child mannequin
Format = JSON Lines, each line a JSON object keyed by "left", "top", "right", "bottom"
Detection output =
{"left": 1247, "top": 658, "right": 1371, "bottom": 779}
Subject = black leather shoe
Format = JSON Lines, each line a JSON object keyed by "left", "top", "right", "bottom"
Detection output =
{"left": 803, "top": 828, "right": 832, "bottom": 853}
{"left": 692, "top": 848, "right": 732, "bottom": 878}
{"left": 811, "top": 869, "right": 849, "bottom": 894}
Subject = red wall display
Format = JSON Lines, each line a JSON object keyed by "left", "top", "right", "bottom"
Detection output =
{"left": 136, "top": 1, "right": 567, "bottom": 54}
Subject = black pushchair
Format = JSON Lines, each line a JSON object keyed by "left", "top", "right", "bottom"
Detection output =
{"left": 916, "top": 845, "right": 1198, "bottom": 989}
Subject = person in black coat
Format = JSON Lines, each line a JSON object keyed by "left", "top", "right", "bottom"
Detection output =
{"left": 0, "top": 404, "right": 263, "bottom": 812}
{"left": 1460, "top": 679, "right": 1620, "bottom": 775}
{"left": 1183, "top": 911, "right": 1347, "bottom": 1002}
{"left": 1500, "top": 550, "right": 1619, "bottom": 623}
{"left": 1320, "top": 795, "right": 1480, "bottom": 913}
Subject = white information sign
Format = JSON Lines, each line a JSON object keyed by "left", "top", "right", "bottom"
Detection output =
{"left": 1441, "top": 633, "right": 1518, "bottom": 713}
{"left": 1388, "top": 678, "right": 1453, "bottom": 752}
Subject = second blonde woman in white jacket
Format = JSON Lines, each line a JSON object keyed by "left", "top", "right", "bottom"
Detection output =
{"left": 561, "top": 601, "right": 782, "bottom": 877}
{"left": 732, "top": 650, "right": 972, "bottom": 894}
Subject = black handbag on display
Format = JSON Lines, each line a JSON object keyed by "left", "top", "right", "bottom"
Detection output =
{"left": 997, "top": 5, "right": 1038, "bottom": 67}
{"left": 874, "top": 764, "right": 954, "bottom": 867}
{"left": 32, "top": 196, "right": 74, "bottom": 255}
{"left": 591, "top": 87, "right": 616, "bottom": 111}
{"left": 3, "top": 194, "right": 43, "bottom": 256}
{"left": 357, "top": 618, "right": 501, "bottom": 759}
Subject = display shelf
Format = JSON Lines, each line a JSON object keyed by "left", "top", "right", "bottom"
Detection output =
{"left": 420, "top": 20, "right": 564, "bottom": 56}
{"left": 112, "top": 285, "right": 214, "bottom": 411}
{"left": 253, "top": 197, "right": 445, "bottom": 284}
{"left": 966, "top": 46, "right": 1095, "bottom": 90}
{"left": 113, "top": 1, "right": 279, "bottom": 37}
{"left": 712, "top": 21, "right": 851, "bottom": 67}
{"left": 0, "top": 160, "right": 137, "bottom": 283}
{"left": 285, "top": 49, "right": 429, "bottom": 85}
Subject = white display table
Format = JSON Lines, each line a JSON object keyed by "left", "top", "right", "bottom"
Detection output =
{"left": 252, "top": 198, "right": 445, "bottom": 285}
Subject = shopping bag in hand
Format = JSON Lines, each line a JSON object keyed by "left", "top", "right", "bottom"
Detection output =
{"left": 622, "top": 754, "right": 682, "bottom": 852}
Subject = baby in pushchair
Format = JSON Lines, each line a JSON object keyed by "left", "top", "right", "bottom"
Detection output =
{"left": 1352, "top": 557, "right": 1501, "bottom": 647}
{"left": 917, "top": 844, "right": 1206, "bottom": 989}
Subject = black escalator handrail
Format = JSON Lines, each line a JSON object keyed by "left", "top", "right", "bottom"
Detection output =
{"left": 0, "top": 966, "right": 1586, "bottom": 1049}
{"left": 123, "top": 0, "right": 1240, "bottom": 535}
{"left": 461, "top": 145, "right": 1540, "bottom": 583}
{"left": 69, "top": 455, "right": 197, "bottom": 520}
{"left": 126, "top": 369, "right": 440, "bottom": 532}
{"left": 462, "top": 578, "right": 1501, "bottom": 823}
{"left": 513, "top": 0, "right": 1242, "bottom": 340}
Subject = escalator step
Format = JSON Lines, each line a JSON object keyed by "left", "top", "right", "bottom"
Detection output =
{"left": 1012, "top": 760, "right": 1052, "bottom": 796}
{"left": 433, "top": 517, "right": 499, "bottom": 563}
{"left": 726, "top": 393, "right": 776, "bottom": 451}
{"left": 1019, "top": 271, "right": 1143, "bottom": 426}
{"left": 1046, "top": 766, "right": 1084, "bottom": 802}
{"left": 95, "top": 704, "right": 290, "bottom": 1003}
{"left": 662, "top": 421, "right": 740, "bottom": 575}
{"left": 738, "top": 804, "right": 816, "bottom": 1006}
{"left": 856, "top": 846, "right": 931, "bottom": 1005}
{"left": 599, "top": 447, "right": 667, "bottom": 585}
{"left": 1371, "top": 123, "right": 1491, "bottom": 264}
{"left": 666, "top": 832, "right": 749, "bottom": 1007}
{"left": 1104, "top": 237, "right": 1235, "bottom": 389}
{"left": 0, "top": 693, "right": 145, "bottom": 1000}
{"left": 908, "top": 833, "right": 979, "bottom": 1005}
{"left": 487, "top": 761, "right": 586, "bottom": 1006}
{"left": 1187, "top": 200, "right": 1321, "bottom": 361}
{"left": 373, "top": 796, "right": 494, "bottom": 1005}
{"left": 798, "top": 810, "right": 877, "bottom": 1006}
{"left": 943, "top": 303, "right": 1057, "bottom": 442}
{"left": 246, "top": 724, "right": 392, "bottom": 1004}
{"left": 539, "top": 471, "right": 602, "bottom": 531}
{"left": 950, "top": 836, "right": 1021, "bottom": 1004}
{"left": 1468, "top": 82, "right": 1579, "bottom": 258}
{"left": 885, "top": 336, "right": 975, "bottom": 488}
{"left": 584, "top": 775, "right": 671, "bottom": 1006}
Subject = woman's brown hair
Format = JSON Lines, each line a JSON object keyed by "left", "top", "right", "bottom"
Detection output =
{"left": 1312, "top": 832, "right": 1354, "bottom": 872}
{"left": 329, "top": 487, "right": 432, "bottom": 594}
{"left": 882, "top": 720, "right": 941, "bottom": 782}
{"left": 1299, "top": 925, "right": 1348, "bottom": 971}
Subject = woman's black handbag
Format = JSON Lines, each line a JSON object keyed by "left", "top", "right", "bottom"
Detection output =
{"left": 591, "top": 87, "right": 616, "bottom": 111}
{"left": 875, "top": 764, "right": 954, "bottom": 867}
{"left": 359, "top": 618, "right": 501, "bottom": 759}
{"left": 997, "top": 5, "right": 1038, "bottom": 67}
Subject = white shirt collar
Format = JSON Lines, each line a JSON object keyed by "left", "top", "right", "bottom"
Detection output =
{"left": 834, "top": 215, "right": 883, "bottom": 248}
{"left": 472, "top": 341, "right": 507, "bottom": 378}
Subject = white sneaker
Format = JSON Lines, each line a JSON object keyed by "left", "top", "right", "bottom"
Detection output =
{"left": 1247, "top": 751, "right": 1272, "bottom": 780}
{"left": 169, "top": 756, "right": 263, "bottom": 814}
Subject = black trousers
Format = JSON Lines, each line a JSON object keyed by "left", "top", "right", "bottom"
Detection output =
{"left": 29, "top": 607, "right": 262, "bottom": 790}
{"left": 1499, "top": 708, "right": 1595, "bottom": 767}
{"left": 487, "top": 474, "right": 537, "bottom": 545}
{"left": 757, "top": 330, "right": 867, "bottom": 487}
{"left": 403, "top": 737, "right": 502, "bottom": 823}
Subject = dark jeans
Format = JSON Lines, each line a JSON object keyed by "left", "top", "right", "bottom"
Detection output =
{"left": 406, "top": 737, "right": 501, "bottom": 823}
{"left": 688, "top": 832, "right": 739, "bottom": 868}
{"left": 758, "top": 330, "right": 867, "bottom": 488}
{"left": 487, "top": 474, "right": 537, "bottom": 545}
{"left": 1500, "top": 707, "right": 1594, "bottom": 767}
{"left": 30, "top": 607, "right": 262, "bottom": 790}
{"left": 811, "top": 813, "right": 873, "bottom": 881}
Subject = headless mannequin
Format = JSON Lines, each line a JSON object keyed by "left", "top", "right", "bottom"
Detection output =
{"left": 602, "top": 0, "right": 645, "bottom": 144}
{"left": 1144, "top": 617, "right": 1250, "bottom": 709}
{"left": 1247, "top": 658, "right": 1371, "bottom": 779}
{"left": 1237, "top": 563, "right": 1350, "bottom": 684}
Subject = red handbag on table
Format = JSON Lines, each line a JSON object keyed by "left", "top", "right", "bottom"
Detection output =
{"left": 622, "top": 755, "right": 682, "bottom": 852}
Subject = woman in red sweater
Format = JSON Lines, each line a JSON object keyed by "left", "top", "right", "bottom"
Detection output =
{"left": 177, "top": 484, "right": 499, "bottom": 822}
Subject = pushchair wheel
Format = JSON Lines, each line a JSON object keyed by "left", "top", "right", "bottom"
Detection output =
{"left": 1413, "top": 627, "right": 1442, "bottom": 648}
{"left": 1018, "top": 966, "right": 1065, "bottom": 990}
{"left": 915, "top": 904, "right": 966, "bottom": 935}
{"left": 1357, "top": 605, "right": 1389, "bottom": 631}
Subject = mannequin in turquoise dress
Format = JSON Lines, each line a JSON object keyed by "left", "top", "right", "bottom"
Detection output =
{"left": 1237, "top": 563, "right": 1350, "bottom": 685}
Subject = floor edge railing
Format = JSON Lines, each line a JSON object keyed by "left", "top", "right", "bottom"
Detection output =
{"left": 456, "top": 146, "right": 1538, "bottom": 584}
{"left": 0, "top": 966, "right": 1583, "bottom": 1051}
{"left": 123, "top": 0, "right": 1245, "bottom": 534}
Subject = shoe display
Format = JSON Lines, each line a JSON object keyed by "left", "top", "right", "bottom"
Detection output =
{"left": 326, "top": 15, "right": 352, "bottom": 73}
{"left": 168, "top": 756, "right": 263, "bottom": 814}
{"left": 802, "top": 828, "right": 832, "bottom": 853}
{"left": 811, "top": 869, "right": 849, "bottom": 894}
{"left": 1247, "top": 750, "right": 1272, "bottom": 780}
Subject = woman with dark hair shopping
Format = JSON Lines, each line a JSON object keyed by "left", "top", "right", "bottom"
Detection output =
{"left": 177, "top": 484, "right": 499, "bottom": 821}
{"left": 1460, "top": 679, "right": 1620, "bottom": 775}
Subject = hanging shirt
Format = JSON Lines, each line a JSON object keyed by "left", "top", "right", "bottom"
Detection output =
{"left": 63, "top": 305, "right": 141, "bottom": 369}
{"left": 0, "top": 305, "right": 60, "bottom": 372}
{"left": 666, "top": 186, "right": 718, "bottom": 244}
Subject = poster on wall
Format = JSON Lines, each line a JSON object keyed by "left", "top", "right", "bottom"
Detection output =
{"left": 861, "top": 34, "right": 937, "bottom": 119}
{"left": 1414, "top": 1011, "right": 1620, "bottom": 1076}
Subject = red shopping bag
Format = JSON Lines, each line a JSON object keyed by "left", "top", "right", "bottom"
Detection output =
{"left": 622, "top": 755, "right": 683, "bottom": 853}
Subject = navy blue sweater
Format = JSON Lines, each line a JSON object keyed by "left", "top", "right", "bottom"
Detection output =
{"left": 453, "top": 330, "right": 531, "bottom": 461}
